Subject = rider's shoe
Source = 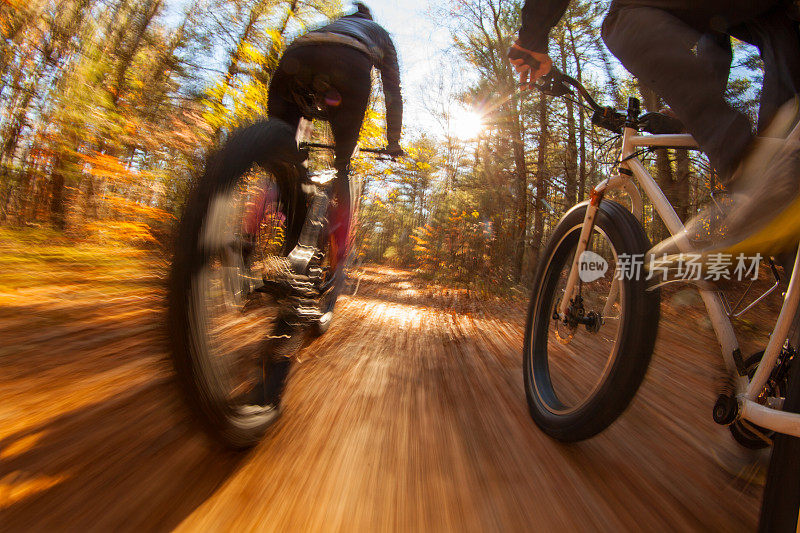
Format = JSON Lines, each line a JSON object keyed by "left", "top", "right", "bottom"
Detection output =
{"left": 650, "top": 99, "right": 800, "bottom": 260}
{"left": 639, "top": 108, "right": 686, "bottom": 134}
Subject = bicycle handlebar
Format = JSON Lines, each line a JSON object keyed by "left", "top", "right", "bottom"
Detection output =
{"left": 535, "top": 67, "right": 626, "bottom": 134}
{"left": 300, "top": 142, "right": 392, "bottom": 155}
{"left": 539, "top": 67, "right": 602, "bottom": 111}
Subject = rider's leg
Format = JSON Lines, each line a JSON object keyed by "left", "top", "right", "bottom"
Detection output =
{"left": 731, "top": 6, "right": 800, "bottom": 133}
{"left": 602, "top": 6, "right": 753, "bottom": 180}
{"left": 606, "top": 5, "right": 800, "bottom": 257}
{"left": 267, "top": 46, "right": 306, "bottom": 133}
{"left": 696, "top": 32, "right": 733, "bottom": 99}
{"left": 325, "top": 48, "right": 372, "bottom": 270}
{"left": 267, "top": 47, "right": 313, "bottom": 255}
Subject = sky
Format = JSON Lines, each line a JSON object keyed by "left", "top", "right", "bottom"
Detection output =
{"left": 165, "top": 0, "right": 500, "bottom": 140}
{"left": 359, "top": 0, "right": 462, "bottom": 137}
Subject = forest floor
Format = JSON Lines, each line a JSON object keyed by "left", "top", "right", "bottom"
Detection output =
{"left": 0, "top": 229, "right": 782, "bottom": 531}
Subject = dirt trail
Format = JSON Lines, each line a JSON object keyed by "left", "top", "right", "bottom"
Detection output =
{"left": 0, "top": 267, "right": 762, "bottom": 531}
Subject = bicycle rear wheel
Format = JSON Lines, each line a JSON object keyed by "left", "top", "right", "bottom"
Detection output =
{"left": 759, "top": 354, "right": 800, "bottom": 531}
{"left": 523, "top": 200, "right": 661, "bottom": 441}
{"left": 168, "top": 119, "right": 304, "bottom": 448}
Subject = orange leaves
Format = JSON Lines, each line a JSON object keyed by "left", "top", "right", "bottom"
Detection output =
{"left": 74, "top": 152, "right": 175, "bottom": 243}
{"left": 0, "top": 0, "right": 23, "bottom": 10}
{"left": 101, "top": 194, "right": 174, "bottom": 223}
{"left": 84, "top": 221, "right": 157, "bottom": 244}
{"left": 78, "top": 152, "right": 135, "bottom": 184}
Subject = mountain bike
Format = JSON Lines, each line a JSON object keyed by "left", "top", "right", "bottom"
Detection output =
{"left": 524, "top": 68, "right": 800, "bottom": 530}
{"left": 168, "top": 113, "right": 391, "bottom": 449}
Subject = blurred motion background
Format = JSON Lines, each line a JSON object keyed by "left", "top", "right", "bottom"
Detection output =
{"left": 0, "top": 0, "right": 766, "bottom": 284}
{"left": 0, "top": 0, "right": 776, "bottom": 530}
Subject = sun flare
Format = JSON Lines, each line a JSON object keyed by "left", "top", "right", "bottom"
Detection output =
{"left": 451, "top": 109, "right": 485, "bottom": 140}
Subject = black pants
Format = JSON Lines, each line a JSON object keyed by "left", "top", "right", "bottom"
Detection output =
{"left": 268, "top": 44, "right": 372, "bottom": 264}
{"left": 268, "top": 44, "right": 372, "bottom": 173}
{"left": 602, "top": 1, "right": 800, "bottom": 180}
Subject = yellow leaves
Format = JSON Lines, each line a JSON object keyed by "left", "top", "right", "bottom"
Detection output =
{"left": 359, "top": 107, "right": 386, "bottom": 146}
{"left": 204, "top": 80, "right": 226, "bottom": 103}
{"left": 101, "top": 194, "right": 175, "bottom": 223}
{"left": 239, "top": 42, "right": 264, "bottom": 64}
{"left": 85, "top": 221, "right": 157, "bottom": 244}
{"left": 0, "top": 16, "right": 12, "bottom": 39}
{"left": 265, "top": 29, "right": 285, "bottom": 52}
{"left": 201, "top": 73, "right": 271, "bottom": 131}
{"left": 123, "top": 118, "right": 139, "bottom": 136}
{"left": 79, "top": 152, "right": 133, "bottom": 183}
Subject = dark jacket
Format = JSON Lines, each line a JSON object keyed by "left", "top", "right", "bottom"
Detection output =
{"left": 518, "top": 0, "right": 791, "bottom": 53}
{"left": 302, "top": 12, "right": 403, "bottom": 145}
{"left": 518, "top": 0, "right": 570, "bottom": 53}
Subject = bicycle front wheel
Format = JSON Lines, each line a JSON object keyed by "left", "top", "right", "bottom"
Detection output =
{"left": 523, "top": 200, "right": 660, "bottom": 441}
{"left": 759, "top": 353, "right": 800, "bottom": 531}
{"left": 168, "top": 119, "right": 304, "bottom": 448}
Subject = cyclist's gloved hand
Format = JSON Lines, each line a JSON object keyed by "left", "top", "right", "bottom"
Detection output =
{"left": 385, "top": 142, "right": 405, "bottom": 160}
{"left": 508, "top": 40, "right": 552, "bottom": 90}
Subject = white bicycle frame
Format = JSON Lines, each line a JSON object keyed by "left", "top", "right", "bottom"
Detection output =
{"left": 558, "top": 123, "right": 800, "bottom": 438}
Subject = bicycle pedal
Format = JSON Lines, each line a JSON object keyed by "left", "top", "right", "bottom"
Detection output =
{"left": 713, "top": 393, "right": 738, "bottom": 425}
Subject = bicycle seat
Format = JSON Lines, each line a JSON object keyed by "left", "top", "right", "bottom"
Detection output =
{"left": 291, "top": 76, "right": 340, "bottom": 121}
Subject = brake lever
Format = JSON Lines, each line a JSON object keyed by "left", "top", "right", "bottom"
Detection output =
{"left": 536, "top": 70, "right": 572, "bottom": 98}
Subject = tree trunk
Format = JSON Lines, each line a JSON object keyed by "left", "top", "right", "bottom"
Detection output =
{"left": 532, "top": 95, "right": 549, "bottom": 267}
{"left": 569, "top": 28, "right": 587, "bottom": 201}
{"left": 50, "top": 168, "right": 66, "bottom": 230}
{"left": 675, "top": 149, "right": 691, "bottom": 222}
{"left": 639, "top": 84, "right": 674, "bottom": 242}
{"left": 510, "top": 104, "right": 528, "bottom": 282}
{"left": 110, "top": 0, "right": 163, "bottom": 106}
{"left": 560, "top": 40, "right": 578, "bottom": 207}
{"left": 210, "top": 1, "right": 277, "bottom": 141}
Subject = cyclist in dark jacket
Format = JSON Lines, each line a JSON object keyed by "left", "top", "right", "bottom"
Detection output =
{"left": 268, "top": 1, "right": 403, "bottom": 174}
{"left": 510, "top": 0, "right": 800, "bottom": 256}
{"left": 267, "top": 2, "right": 403, "bottom": 273}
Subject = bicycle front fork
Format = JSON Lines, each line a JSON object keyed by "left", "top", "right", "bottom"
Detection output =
{"left": 557, "top": 192, "right": 603, "bottom": 318}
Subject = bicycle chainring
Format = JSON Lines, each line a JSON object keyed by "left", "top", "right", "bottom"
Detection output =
{"left": 730, "top": 347, "right": 795, "bottom": 449}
